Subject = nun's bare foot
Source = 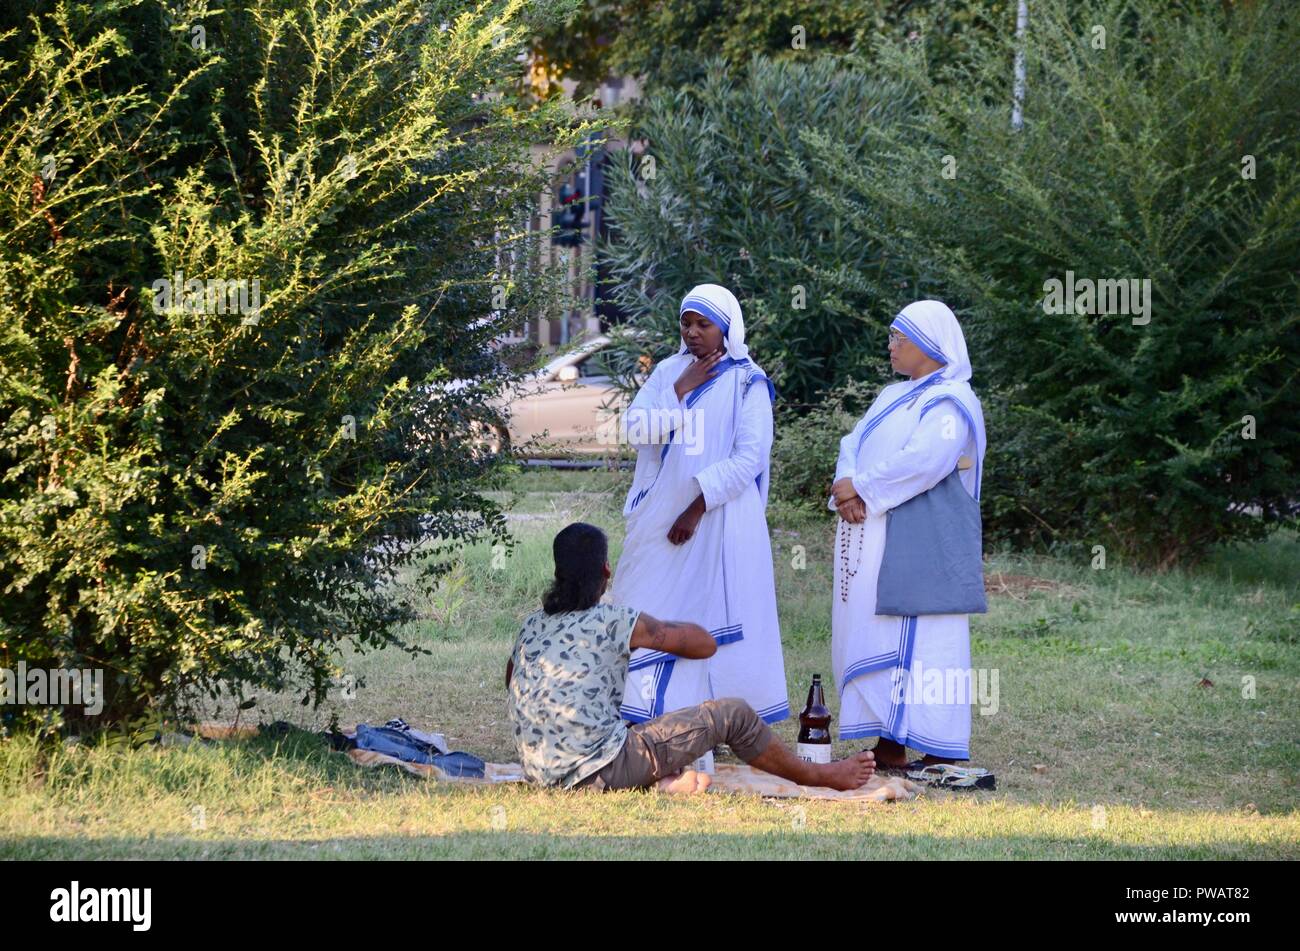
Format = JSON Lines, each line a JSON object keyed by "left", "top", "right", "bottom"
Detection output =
{"left": 871, "top": 738, "right": 911, "bottom": 769}
{"left": 655, "top": 769, "right": 708, "bottom": 794}
{"left": 917, "top": 754, "right": 959, "bottom": 767}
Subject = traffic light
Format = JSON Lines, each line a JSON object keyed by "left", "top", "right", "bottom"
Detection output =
{"left": 552, "top": 179, "right": 585, "bottom": 246}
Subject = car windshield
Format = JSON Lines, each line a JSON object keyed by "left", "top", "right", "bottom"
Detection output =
{"left": 575, "top": 354, "right": 612, "bottom": 379}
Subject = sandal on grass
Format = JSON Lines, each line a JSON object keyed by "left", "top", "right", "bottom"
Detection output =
{"left": 907, "top": 763, "right": 996, "bottom": 791}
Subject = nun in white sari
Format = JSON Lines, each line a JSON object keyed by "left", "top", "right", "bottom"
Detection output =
{"left": 829, "top": 300, "right": 987, "bottom": 762}
{"left": 612, "top": 284, "right": 790, "bottom": 725}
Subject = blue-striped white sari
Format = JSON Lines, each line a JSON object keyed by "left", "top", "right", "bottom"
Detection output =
{"left": 612, "top": 347, "right": 788, "bottom": 726}
{"left": 829, "top": 301, "right": 987, "bottom": 759}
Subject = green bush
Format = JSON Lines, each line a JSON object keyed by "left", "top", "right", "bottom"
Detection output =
{"left": 0, "top": 0, "right": 590, "bottom": 730}
{"left": 530, "top": 0, "right": 1015, "bottom": 97}
{"left": 770, "top": 377, "right": 882, "bottom": 509}
{"left": 598, "top": 54, "right": 916, "bottom": 406}
{"left": 800, "top": 0, "right": 1300, "bottom": 565}
{"left": 603, "top": 0, "right": 1299, "bottom": 566}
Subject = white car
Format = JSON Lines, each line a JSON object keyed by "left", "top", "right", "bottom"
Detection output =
{"left": 494, "top": 335, "right": 645, "bottom": 456}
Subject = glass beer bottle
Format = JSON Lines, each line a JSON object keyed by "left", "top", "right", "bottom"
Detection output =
{"left": 797, "top": 674, "right": 832, "bottom": 764}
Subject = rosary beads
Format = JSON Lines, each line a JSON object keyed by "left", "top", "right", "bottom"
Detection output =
{"left": 838, "top": 516, "right": 864, "bottom": 603}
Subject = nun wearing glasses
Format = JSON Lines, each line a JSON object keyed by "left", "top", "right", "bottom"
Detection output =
{"left": 611, "top": 283, "right": 790, "bottom": 734}
{"left": 828, "top": 300, "right": 988, "bottom": 769}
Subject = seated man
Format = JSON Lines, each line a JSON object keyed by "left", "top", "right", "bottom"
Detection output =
{"left": 506, "top": 522, "right": 876, "bottom": 793}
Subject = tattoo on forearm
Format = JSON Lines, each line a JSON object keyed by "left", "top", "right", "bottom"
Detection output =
{"left": 648, "top": 619, "right": 689, "bottom": 650}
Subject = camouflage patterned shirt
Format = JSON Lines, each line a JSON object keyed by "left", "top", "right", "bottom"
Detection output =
{"left": 508, "top": 604, "right": 641, "bottom": 788}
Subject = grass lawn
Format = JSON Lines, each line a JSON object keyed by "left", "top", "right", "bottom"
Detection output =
{"left": 3, "top": 468, "right": 1297, "bottom": 859}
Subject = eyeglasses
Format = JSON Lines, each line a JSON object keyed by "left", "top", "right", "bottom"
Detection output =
{"left": 888, "top": 329, "right": 907, "bottom": 345}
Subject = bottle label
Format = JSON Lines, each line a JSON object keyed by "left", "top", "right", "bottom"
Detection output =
{"left": 796, "top": 742, "right": 832, "bottom": 765}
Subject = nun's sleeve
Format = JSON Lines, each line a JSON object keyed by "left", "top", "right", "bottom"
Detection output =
{"left": 623, "top": 360, "right": 684, "bottom": 448}
{"left": 692, "top": 383, "right": 773, "bottom": 511}
{"left": 851, "top": 406, "right": 970, "bottom": 516}
{"left": 828, "top": 413, "right": 871, "bottom": 512}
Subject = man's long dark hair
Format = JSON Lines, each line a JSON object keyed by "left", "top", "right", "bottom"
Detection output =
{"left": 542, "top": 522, "right": 608, "bottom": 614}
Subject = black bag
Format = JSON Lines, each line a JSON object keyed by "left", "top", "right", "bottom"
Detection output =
{"left": 875, "top": 469, "right": 987, "bottom": 616}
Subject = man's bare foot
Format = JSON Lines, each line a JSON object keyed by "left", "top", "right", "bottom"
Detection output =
{"left": 811, "top": 751, "right": 876, "bottom": 790}
{"left": 654, "top": 769, "right": 710, "bottom": 794}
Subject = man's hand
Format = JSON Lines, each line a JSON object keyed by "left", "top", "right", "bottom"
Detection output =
{"left": 673, "top": 349, "right": 725, "bottom": 401}
{"left": 668, "top": 494, "right": 707, "bottom": 545}
{"left": 831, "top": 476, "right": 860, "bottom": 505}
{"left": 836, "top": 496, "right": 867, "bottom": 524}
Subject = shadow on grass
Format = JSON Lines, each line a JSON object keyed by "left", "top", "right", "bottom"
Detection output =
{"left": 3, "top": 832, "right": 1285, "bottom": 861}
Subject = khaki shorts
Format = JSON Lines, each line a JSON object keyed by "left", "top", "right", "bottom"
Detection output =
{"left": 574, "top": 697, "right": 773, "bottom": 791}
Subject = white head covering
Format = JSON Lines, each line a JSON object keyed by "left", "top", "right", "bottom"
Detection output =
{"left": 890, "top": 299, "right": 972, "bottom": 383}
{"left": 677, "top": 283, "right": 752, "bottom": 362}
{"left": 867, "top": 298, "right": 986, "bottom": 499}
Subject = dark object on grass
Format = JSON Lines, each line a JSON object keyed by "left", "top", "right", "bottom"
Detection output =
{"left": 907, "top": 764, "right": 996, "bottom": 791}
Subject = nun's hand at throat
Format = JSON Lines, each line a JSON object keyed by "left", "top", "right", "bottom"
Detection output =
{"left": 667, "top": 494, "right": 707, "bottom": 545}
{"left": 673, "top": 348, "right": 725, "bottom": 402}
